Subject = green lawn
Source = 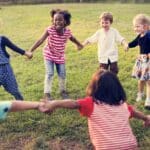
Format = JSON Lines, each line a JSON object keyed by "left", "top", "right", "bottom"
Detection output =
{"left": 0, "top": 3, "right": 150, "bottom": 149}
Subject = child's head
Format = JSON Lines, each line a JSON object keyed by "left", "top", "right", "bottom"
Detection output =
{"left": 99, "top": 12, "right": 113, "bottom": 30}
{"left": 86, "top": 69, "right": 126, "bottom": 105}
{"left": 132, "top": 14, "right": 150, "bottom": 35}
{"left": 50, "top": 9, "right": 71, "bottom": 30}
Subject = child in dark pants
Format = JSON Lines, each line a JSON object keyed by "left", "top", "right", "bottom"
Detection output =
{"left": 0, "top": 36, "right": 32, "bottom": 100}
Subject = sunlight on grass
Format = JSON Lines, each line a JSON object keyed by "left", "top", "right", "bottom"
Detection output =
{"left": 0, "top": 3, "right": 150, "bottom": 149}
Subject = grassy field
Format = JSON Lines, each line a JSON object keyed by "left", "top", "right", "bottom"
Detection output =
{"left": 0, "top": 3, "right": 150, "bottom": 150}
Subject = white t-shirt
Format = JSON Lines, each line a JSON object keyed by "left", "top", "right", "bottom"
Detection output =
{"left": 86, "top": 27, "right": 124, "bottom": 63}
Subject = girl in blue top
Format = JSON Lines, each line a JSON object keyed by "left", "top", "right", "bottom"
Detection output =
{"left": 127, "top": 14, "right": 150, "bottom": 109}
{"left": 0, "top": 36, "right": 32, "bottom": 100}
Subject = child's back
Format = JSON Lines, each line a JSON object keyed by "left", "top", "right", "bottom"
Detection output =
{"left": 82, "top": 97, "right": 137, "bottom": 149}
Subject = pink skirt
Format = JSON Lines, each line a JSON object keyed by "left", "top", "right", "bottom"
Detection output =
{"left": 132, "top": 54, "right": 150, "bottom": 81}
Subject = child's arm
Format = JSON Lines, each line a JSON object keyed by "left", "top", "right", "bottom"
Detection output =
{"left": 39, "top": 99, "right": 80, "bottom": 113}
{"left": 2, "top": 36, "right": 33, "bottom": 59}
{"left": 69, "top": 36, "right": 83, "bottom": 50}
{"left": 82, "top": 31, "right": 100, "bottom": 48}
{"left": 10, "top": 101, "right": 41, "bottom": 112}
{"left": 29, "top": 30, "right": 48, "bottom": 52}
{"left": 82, "top": 40, "right": 90, "bottom": 47}
{"left": 128, "top": 35, "right": 139, "bottom": 48}
{"left": 131, "top": 107, "right": 150, "bottom": 127}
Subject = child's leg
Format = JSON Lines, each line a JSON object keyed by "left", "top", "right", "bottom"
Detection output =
{"left": 2, "top": 64, "right": 23, "bottom": 100}
{"left": 100, "top": 63, "right": 108, "bottom": 70}
{"left": 110, "top": 61, "right": 118, "bottom": 74}
{"left": 44, "top": 60, "right": 54, "bottom": 99}
{"left": 145, "top": 80, "right": 150, "bottom": 108}
{"left": 56, "top": 63, "right": 68, "bottom": 99}
{"left": 136, "top": 80, "right": 145, "bottom": 101}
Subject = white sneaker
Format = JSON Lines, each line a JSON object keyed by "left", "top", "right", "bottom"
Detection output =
{"left": 136, "top": 93, "right": 144, "bottom": 102}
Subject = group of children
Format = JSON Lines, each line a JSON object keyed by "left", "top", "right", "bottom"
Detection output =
{"left": 0, "top": 8, "right": 150, "bottom": 149}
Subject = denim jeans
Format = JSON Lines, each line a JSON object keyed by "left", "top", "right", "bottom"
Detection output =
{"left": 44, "top": 59, "right": 66, "bottom": 93}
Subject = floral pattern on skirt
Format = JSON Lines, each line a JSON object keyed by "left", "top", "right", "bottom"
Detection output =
{"left": 132, "top": 54, "right": 150, "bottom": 81}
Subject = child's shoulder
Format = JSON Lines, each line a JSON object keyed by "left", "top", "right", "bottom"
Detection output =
{"left": 0, "top": 35, "right": 8, "bottom": 43}
{"left": 146, "top": 30, "right": 150, "bottom": 37}
{"left": 110, "top": 27, "right": 119, "bottom": 32}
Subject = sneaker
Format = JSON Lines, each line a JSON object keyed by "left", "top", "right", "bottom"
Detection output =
{"left": 60, "top": 90, "right": 69, "bottom": 99}
{"left": 136, "top": 92, "right": 144, "bottom": 102}
{"left": 144, "top": 99, "right": 150, "bottom": 110}
{"left": 43, "top": 93, "right": 52, "bottom": 100}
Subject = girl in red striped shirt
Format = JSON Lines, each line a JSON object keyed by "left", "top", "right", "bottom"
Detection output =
{"left": 40, "top": 69, "right": 150, "bottom": 150}
{"left": 29, "top": 9, "right": 83, "bottom": 100}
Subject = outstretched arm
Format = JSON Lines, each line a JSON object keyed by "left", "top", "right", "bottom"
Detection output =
{"left": 10, "top": 101, "right": 41, "bottom": 112}
{"left": 29, "top": 30, "right": 48, "bottom": 52}
{"left": 39, "top": 99, "right": 80, "bottom": 113}
{"left": 69, "top": 36, "right": 83, "bottom": 50}
{"left": 131, "top": 107, "right": 150, "bottom": 127}
{"left": 2, "top": 36, "right": 25, "bottom": 55}
{"left": 2, "top": 36, "right": 33, "bottom": 59}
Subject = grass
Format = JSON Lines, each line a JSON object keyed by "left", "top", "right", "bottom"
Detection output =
{"left": 0, "top": 3, "right": 150, "bottom": 149}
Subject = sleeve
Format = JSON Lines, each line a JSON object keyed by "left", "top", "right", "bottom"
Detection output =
{"left": 115, "top": 29, "right": 125, "bottom": 44}
{"left": 128, "top": 35, "right": 139, "bottom": 48}
{"left": 2, "top": 36, "right": 25, "bottom": 55}
{"left": 86, "top": 30, "right": 100, "bottom": 43}
{"left": 77, "top": 97, "right": 94, "bottom": 117}
{"left": 127, "top": 104, "right": 134, "bottom": 118}
{"left": 0, "top": 101, "right": 12, "bottom": 120}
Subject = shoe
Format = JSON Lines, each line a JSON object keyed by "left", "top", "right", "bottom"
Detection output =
{"left": 136, "top": 93, "right": 144, "bottom": 102}
{"left": 60, "top": 90, "right": 69, "bottom": 99}
{"left": 43, "top": 93, "right": 52, "bottom": 100}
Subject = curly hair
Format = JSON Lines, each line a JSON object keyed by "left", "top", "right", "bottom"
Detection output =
{"left": 50, "top": 9, "right": 71, "bottom": 26}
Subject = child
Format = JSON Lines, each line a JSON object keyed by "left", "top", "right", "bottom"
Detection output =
{"left": 127, "top": 14, "right": 150, "bottom": 108}
{"left": 29, "top": 9, "right": 83, "bottom": 100}
{"left": 40, "top": 69, "right": 150, "bottom": 150}
{"left": 0, "top": 100, "right": 43, "bottom": 120}
{"left": 82, "top": 12, "right": 128, "bottom": 74}
{"left": 0, "top": 36, "right": 32, "bottom": 100}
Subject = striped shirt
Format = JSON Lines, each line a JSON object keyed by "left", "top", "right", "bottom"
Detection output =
{"left": 43, "top": 26, "right": 72, "bottom": 64}
{"left": 77, "top": 97, "right": 138, "bottom": 150}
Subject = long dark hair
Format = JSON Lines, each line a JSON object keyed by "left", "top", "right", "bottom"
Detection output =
{"left": 86, "top": 69, "right": 126, "bottom": 105}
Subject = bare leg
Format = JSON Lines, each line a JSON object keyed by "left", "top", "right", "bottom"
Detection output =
{"left": 136, "top": 80, "right": 145, "bottom": 101}
{"left": 145, "top": 81, "right": 150, "bottom": 109}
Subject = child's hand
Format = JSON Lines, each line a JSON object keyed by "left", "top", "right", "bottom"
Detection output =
{"left": 124, "top": 44, "right": 129, "bottom": 52}
{"left": 25, "top": 51, "right": 33, "bottom": 59}
{"left": 38, "top": 99, "right": 55, "bottom": 114}
{"left": 144, "top": 115, "right": 150, "bottom": 127}
{"left": 77, "top": 44, "right": 83, "bottom": 51}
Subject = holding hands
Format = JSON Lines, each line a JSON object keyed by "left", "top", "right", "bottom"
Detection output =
{"left": 38, "top": 100, "right": 55, "bottom": 114}
{"left": 24, "top": 51, "right": 33, "bottom": 59}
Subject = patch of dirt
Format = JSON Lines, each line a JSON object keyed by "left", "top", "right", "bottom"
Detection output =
{"left": 0, "top": 136, "right": 33, "bottom": 150}
{"left": 0, "top": 136, "right": 93, "bottom": 150}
